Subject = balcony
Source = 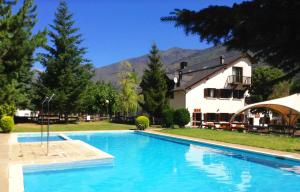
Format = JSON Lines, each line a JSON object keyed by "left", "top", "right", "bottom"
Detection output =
{"left": 227, "top": 75, "right": 251, "bottom": 86}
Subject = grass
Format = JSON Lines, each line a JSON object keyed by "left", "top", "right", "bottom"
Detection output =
{"left": 13, "top": 121, "right": 135, "bottom": 132}
{"left": 160, "top": 128, "right": 300, "bottom": 153}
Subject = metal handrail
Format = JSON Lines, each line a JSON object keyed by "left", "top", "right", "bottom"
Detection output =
{"left": 46, "top": 94, "right": 55, "bottom": 156}
{"left": 227, "top": 75, "right": 251, "bottom": 85}
{"left": 40, "top": 97, "right": 49, "bottom": 146}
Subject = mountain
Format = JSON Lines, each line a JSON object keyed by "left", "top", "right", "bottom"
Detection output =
{"left": 93, "top": 47, "right": 200, "bottom": 84}
{"left": 93, "top": 46, "right": 243, "bottom": 84}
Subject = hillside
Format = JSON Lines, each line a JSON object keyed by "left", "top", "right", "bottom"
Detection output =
{"left": 93, "top": 47, "right": 200, "bottom": 84}
{"left": 93, "top": 46, "right": 244, "bottom": 84}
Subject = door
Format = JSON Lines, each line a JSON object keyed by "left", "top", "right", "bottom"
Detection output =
{"left": 233, "top": 67, "right": 243, "bottom": 83}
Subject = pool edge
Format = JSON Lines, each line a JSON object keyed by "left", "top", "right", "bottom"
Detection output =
{"left": 140, "top": 130, "right": 300, "bottom": 162}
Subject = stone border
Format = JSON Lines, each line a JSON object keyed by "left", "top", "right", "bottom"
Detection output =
{"left": 9, "top": 165, "right": 23, "bottom": 192}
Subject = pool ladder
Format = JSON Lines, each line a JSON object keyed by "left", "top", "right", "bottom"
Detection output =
{"left": 40, "top": 94, "right": 55, "bottom": 155}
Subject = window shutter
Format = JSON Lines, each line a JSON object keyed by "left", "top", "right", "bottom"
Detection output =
{"left": 204, "top": 89, "right": 208, "bottom": 97}
{"left": 204, "top": 113, "right": 207, "bottom": 122}
{"left": 216, "top": 114, "right": 220, "bottom": 122}
{"left": 215, "top": 89, "right": 220, "bottom": 98}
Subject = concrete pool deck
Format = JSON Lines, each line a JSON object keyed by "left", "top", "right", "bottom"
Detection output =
{"left": 0, "top": 133, "right": 114, "bottom": 192}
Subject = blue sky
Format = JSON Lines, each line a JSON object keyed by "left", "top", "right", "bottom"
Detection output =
{"left": 30, "top": 0, "right": 243, "bottom": 69}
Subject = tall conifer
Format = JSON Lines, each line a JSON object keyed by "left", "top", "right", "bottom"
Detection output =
{"left": 0, "top": 0, "right": 46, "bottom": 108}
{"left": 37, "top": 1, "right": 93, "bottom": 121}
{"left": 140, "top": 44, "right": 168, "bottom": 123}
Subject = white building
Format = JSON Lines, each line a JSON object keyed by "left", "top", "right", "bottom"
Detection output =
{"left": 15, "top": 109, "right": 32, "bottom": 117}
{"left": 169, "top": 51, "right": 252, "bottom": 127}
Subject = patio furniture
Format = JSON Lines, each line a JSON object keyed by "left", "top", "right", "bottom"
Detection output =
{"left": 202, "top": 122, "right": 215, "bottom": 129}
{"left": 231, "top": 122, "right": 246, "bottom": 132}
{"left": 247, "top": 125, "right": 269, "bottom": 134}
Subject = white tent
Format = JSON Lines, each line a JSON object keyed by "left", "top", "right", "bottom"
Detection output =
{"left": 231, "top": 94, "right": 300, "bottom": 126}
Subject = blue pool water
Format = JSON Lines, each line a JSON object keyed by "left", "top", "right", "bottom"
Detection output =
{"left": 18, "top": 135, "right": 64, "bottom": 143}
{"left": 23, "top": 132, "right": 300, "bottom": 192}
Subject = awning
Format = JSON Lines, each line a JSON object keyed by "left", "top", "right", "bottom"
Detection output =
{"left": 230, "top": 94, "right": 300, "bottom": 126}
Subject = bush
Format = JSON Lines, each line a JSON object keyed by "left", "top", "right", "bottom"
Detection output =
{"left": 162, "top": 108, "right": 174, "bottom": 128}
{"left": 135, "top": 116, "right": 150, "bottom": 130}
{"left": 0, "top": 116, "right": 14, "bottom": 133}
{"left": 0, "top": 104, "right": 16, "bottom": 117}
{"left": 174, "top": 108, "right": 190, "bottom": 128}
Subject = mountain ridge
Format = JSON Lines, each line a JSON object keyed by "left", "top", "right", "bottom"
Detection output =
{"left": 93, "top": 46, "right": 242, "bottom": 84}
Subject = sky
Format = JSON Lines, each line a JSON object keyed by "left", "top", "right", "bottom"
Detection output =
{"left": 27, "top": 0, "right": 243, "bottom": 69}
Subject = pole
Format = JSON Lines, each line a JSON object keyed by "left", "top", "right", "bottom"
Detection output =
{"left": 47, "top": 94, "right": 55, "bottom": 155}
{"left": 41, "top": 97, "right": 49, "bottom": 146}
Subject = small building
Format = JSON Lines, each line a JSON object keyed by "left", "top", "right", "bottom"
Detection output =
{"left": 15, "top": 109, "right": 32, "bottom": 117}
{"left": 169, "top": 50, "right": 252, "bottom": 127}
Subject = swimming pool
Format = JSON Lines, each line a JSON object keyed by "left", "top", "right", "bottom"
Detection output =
{"left": 23, "top": 131, "right": 300, "bottom": 192}
{"left": 18, "top": 134, "right": 65, "bottom": 143}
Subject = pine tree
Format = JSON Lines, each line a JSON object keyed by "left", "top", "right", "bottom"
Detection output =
{"left": 37, "top": 1, "right": 93, "bottom": 121}
{"left": 162, "top": 0, "right": 300, "bottom": 82}
{"left": 140, "top": 44, "right": 168, "bottom": 123}
{"left": 0, "top": 0, "right": 46, "bottom": 108}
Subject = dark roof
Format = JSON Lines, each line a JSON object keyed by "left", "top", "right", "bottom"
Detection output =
{"left": 170, "top": 49, "right": 247, "bottom": 91}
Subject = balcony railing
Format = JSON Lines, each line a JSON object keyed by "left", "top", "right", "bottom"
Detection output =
{"left": 227, "top": 75, "right": 251, "bottom": 85}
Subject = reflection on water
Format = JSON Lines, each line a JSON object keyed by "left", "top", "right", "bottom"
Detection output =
{"left": 185, "top": 145, "right": 252, "bottom": 192}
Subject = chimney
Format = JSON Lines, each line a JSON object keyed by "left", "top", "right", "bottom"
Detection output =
{"left": 220, "top": 55, "right": 225, "bottom": 65}
{"left": 180, "top": 61, "right": 188, "bottom": 70}
{"left": 174, "top": 71, "right": 183, "bottom": 87}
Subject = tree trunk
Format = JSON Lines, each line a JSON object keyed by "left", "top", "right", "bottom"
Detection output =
{"left": 65, "top": 114, "right": 69, "bottom": 124}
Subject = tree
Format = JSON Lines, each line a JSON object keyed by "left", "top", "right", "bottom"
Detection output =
{"left": 36, "top": 1, "right": 93, "bottom": 121}
{"left": 174, "top": 108, "right": 190, "bottom": 128}
{"left": 0, "top": 0, "right": 46, "bottom": 108}
{"left": 140, "top": 44, "right": 169, "bottom": 123}
{"left": 268, "top": 81, "right": 292, "bottom": 100}
{"left": 118, "top": 61, "right": 138, "bottom": 117}
{"left": 162, "top": 0, "right": 300, "bottom": 82}
{"left": 81, "top": 82, "right": 120, "bottom": 117}
{"left": 291, "top": 78, "right": 300, "bottom": 94}
{"left": 249, "top": 66, "right": 284, "bottom": 102}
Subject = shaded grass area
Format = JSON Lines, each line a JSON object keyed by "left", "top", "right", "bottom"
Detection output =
{"left": 160, "top": 128, "right": 300, "bottom": 153}
{"left": 13, "top": 121, "right": 135, "bottom": 132}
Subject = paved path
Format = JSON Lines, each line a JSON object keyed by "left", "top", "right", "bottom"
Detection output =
{"left": 0, "top": 134, "right": 10, "bottom": 192}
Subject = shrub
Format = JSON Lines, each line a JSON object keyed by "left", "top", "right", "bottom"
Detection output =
{"left": 162, "top": 108, "right": 174, "bottom": 128}
{"left": 0, "top": 116, "right": 14, "bottom": 133}
{"left": 135, "top": 116, "right": 150, "bottom": 130}
{"left": 0, "top": 104, "right": 16, "bottom": 117}
{"left": 174, "top": 108, "right": 190, "bottom": 128}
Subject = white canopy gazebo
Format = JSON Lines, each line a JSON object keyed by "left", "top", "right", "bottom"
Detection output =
{"left": 231, "top": 94, "right": 300, "bottom": 126}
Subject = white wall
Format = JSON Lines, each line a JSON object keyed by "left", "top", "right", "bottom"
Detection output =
{"left": 171, "top": 58, "right": 252, "bottom": 125}
{"left": 15, "top": 109, "right": 32, "bottom": 117}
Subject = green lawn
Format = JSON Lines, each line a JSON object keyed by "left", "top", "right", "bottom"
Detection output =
{"left": 13, "top": 121, "right": 135, "bottom": 132}
{"left": 160, "top": 128, "right": 300, "bottom": 153}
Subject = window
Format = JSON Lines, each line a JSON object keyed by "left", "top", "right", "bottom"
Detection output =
{"left": 219, "top": 89, "right": 232, "bottom": 98}
{"left": 204, "top": 88, "right": 218, "bottom": 98}
{"left": 232, "top": 67, "right": 243, "bottom": 83}
{"left": 219, "top": 113, "right": 233, "bottom": 122}
{"left": 204, "top": 113, "right": 218, "bottom": 122}
{"left": 192, "top": 112, "right": 202, "bottom": 126}
{"left": 234, "top": 114, "right": 245, "bottom": 122}
{"left": 233, "top": 90, "right": 245, "bottom": 99}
